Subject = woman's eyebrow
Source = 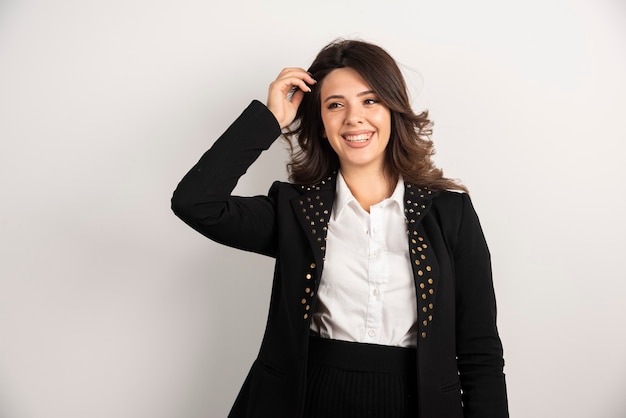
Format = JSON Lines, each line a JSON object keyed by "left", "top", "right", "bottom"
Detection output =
{"left": 323, "top": 90, "right": 376, "bottom": 103}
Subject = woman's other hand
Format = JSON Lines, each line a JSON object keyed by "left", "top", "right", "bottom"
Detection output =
{"left": 267, "top": 68, "right": 316, "bottom": 129}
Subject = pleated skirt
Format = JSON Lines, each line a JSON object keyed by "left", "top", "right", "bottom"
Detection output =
{"left": 303, "top": 337, "right": 418, "bottom": 418}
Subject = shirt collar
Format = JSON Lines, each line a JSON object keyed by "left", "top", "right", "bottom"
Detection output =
{"left": 332, "top": 171, "right": 405, "bottom": 220}
{"left": 387, "top": 175, "right": 405, "bottom": 210}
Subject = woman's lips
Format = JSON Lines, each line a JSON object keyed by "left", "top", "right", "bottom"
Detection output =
{"left": 342, "top": 132, "right": 372, "bottom": 143}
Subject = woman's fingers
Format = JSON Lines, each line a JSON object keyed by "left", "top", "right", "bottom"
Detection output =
{"left": 276, "top": 68, "right": 316, "bottom": 89}
{"left": 267, "top": 68, "right": 316, "bottom": 128}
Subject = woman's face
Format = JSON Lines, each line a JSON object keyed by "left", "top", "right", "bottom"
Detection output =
{"left": 319, "top": 67, "right": 391, "bottom": 174}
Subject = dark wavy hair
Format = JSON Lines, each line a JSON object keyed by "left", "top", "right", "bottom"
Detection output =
{"left": 284, "top": 39, "right": 467, "bottom": 193}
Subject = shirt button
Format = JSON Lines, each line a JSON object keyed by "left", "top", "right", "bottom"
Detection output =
{"left": 373, "top": 288, "right": 380, "bottom": 296}
{"left": 368, "top": 330, "right": 376, "bottom": 337}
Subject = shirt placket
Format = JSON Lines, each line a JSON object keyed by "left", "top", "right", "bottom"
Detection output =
{"left": 364, "top": 205, "right": 387, "bottom": 344}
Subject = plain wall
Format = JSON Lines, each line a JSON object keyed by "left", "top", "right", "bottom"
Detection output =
{"left": 1, "top": 0, "right": 625, "bottom": 417}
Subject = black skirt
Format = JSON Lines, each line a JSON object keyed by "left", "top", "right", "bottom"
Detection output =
{"left": 304, "top": 337, "right": 418, "bottom": 418}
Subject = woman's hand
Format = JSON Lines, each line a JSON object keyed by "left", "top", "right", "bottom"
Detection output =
{"left": 267, "top": 68, "right": 316, "bottom": 129}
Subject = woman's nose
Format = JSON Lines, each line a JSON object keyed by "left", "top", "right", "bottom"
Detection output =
{"left": 344, "top": 106, "right": 363, "bottom": 125}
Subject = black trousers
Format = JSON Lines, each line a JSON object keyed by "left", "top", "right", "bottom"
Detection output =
{"left": 303, "top": 337, "right": 418, "bottom": 418}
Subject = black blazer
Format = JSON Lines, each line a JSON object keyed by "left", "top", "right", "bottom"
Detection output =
{"left": 172, "top": 101, "right": 508, "bottom": 418}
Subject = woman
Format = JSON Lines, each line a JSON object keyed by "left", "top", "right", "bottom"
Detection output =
{"left": 172, "top": 39, "right": 508, "bottom": 418}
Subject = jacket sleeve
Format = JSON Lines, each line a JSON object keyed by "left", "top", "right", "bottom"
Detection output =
{"left": 171, "top": 100, "right": 282, "bottom": 257}
{"left": 453, "top": 194, "right": 509, "bottom": 418}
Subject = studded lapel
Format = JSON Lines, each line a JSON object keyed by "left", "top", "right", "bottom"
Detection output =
{"left": 404, "top": 183, "right": 440, "bottom": 340}
{"left": 290, "top": 174, "right": 336, "bottom": 320}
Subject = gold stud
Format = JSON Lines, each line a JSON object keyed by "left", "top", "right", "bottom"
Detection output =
{"left": 310, "top": 263, "right": 316, "bottom": 268}
{"left": 421, "top": 332, "right": 427, "bottom": 338}
{"left": 428, "top": 278, "right": 433, "bottom": 284}
{"left": 301, "top": 298, "right": 307, "bottom": 304}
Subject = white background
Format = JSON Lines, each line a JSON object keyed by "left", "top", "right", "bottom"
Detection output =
{"left": 1, "top": 0, "right": 625, "bottom": 417}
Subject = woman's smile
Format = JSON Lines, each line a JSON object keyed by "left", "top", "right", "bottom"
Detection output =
{"left": 342, "top": 131, "right": 373, "bottom": 144}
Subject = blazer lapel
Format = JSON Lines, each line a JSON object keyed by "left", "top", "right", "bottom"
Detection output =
{"left": 290, "top": 174, "right": 336, "bottom": 323}
{"left": 404, "top": 183, "right": 440, "bottom": 341}
{"left": 290, "top": 174, "right": 336, "bottom": 265}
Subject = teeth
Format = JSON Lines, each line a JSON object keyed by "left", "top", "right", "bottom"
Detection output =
{"left": 344, "top": 134, "right": 369, "bottom": 142}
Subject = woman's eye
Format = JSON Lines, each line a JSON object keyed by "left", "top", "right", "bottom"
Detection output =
{"left": 364, "top": 98, "right": 379, "bottom": 105}
{"left": 327, "top": 102, "right": 342, "bottom": 109}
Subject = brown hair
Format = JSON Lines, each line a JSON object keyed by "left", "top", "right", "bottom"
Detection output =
{"left": 284, "top": 39, "right": 467, "bottom": 193}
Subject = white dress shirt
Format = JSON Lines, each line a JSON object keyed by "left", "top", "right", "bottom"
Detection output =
{"left": 310, "top": 172, "right": 418, "bottom": 347}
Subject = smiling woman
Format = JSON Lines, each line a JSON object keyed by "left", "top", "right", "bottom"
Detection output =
{"left": 172, "top": 39, "right": 509, "bottom": 418}
{"left": 284, "top": 40, "right": 467, "bottom": 197}
{"left": 319, "top": 67, "right": 392, "bottom": 196}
